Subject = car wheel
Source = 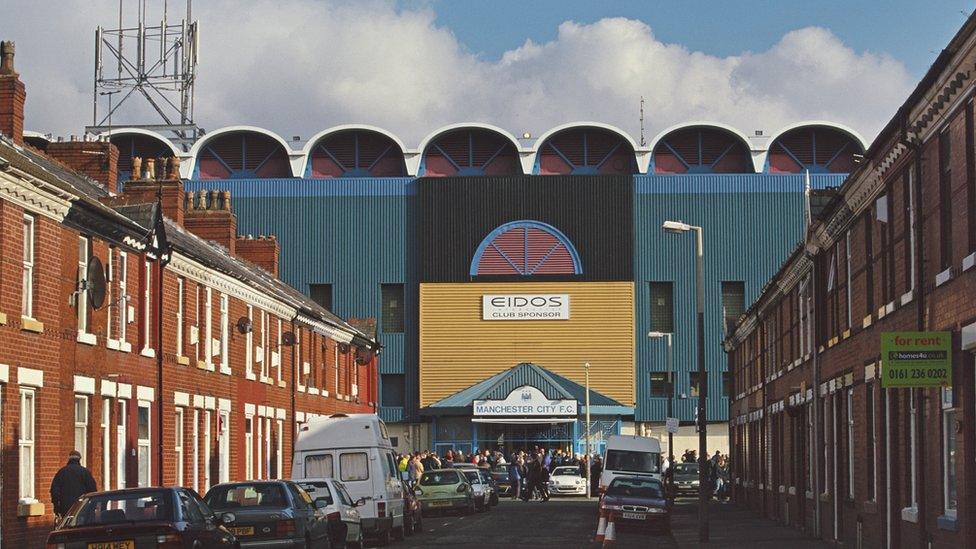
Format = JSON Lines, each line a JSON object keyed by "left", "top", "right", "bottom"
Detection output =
{"left": 393, "top": 524, "right": 405, "bottom": 541}
{"left": 490, "top": 492, "right": 499, "bottom": 506}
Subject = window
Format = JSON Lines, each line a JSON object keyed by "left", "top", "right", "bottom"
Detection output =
{"left": 204, "top": 411, "right": 212, "bottom": 491}
{"left": 117, "top": 400, "right": 127, "bottom": 489}
{"left": 822, "top": 397, "right": 829, "bottom": 495}
{"left": 866, "top": 383, "right": 877, "bottom": 501}
{"left": 77, "top": 236, "right": 91, "bottom": 334}
{"left": 137, "top": 402, "right": 151, "bottom": 487}
{"left": 942, "top": 388, "right": 957, "bottom": 517}
{"left": 275, "top": 419, "right": 283, "bottom": 480}
{"left": 263, "top": 417, "right": 272, "bottom": 479}
{"left": 245, "top": 305, "right": 254, "bottom": 378}
{"left": 939, "top": 129, "right": 953, "bottom": 271}
{"left": 903, "top": 171, "right": 916, "bottom": 293}
{"left": 176, "top": 277, "right": 185, "bottom": 358}
{"left": 260, "top": 310, "right": 269, "bottom": 379}
{"left": 19, "top": 388, "right": 36, "bottom": 499}
{"left": 305, "top": 454, "right": 334, "bottom": 477}
{"left": 276, "top": 318, "right": 283, "bottom": 383}
{"left": 175, "top": 408, "right": 184, "bottom": 487}
{"left": 648, "top": 282, "right": 674, "bottom": 333}
{"left": 102, "top": 398, "right": 111, "bottom": 487}
{"left": 192, "top": 408, "right": 200, "bottom": 492}
{"left": 381, "top": 374, "right": 405, "bottom": 407}
{"left": 22, "top": 214, "right": 35, "bottom": 318}
{"left": 649, "top": 372, "right": 671, "bottom": 398}
{"left": 864, "top": 214, "right": 875, "bottom": 314}
{"left": 118, "top": 251, "right": 128, "bottom": 345}
{"left": 245, "top": 415, "right": 254, "bottom": 479}
{"left": 142, "top": 258, "right": 152, "bottom": 353}
{"left": 846, "top": 388, "right": 854, "bottom": 499}
{"left": 845, "top": 231, "right": 853, "bottom": 327}
{"left": 907, "top": 390, "right": 918, "bottom": 509}
{"left": 340, "top": 452, "right": 369, "bottom": 481}
{"left": 220, "top": 293, "right": 229, "bottom": 372}
{"left": 205, "top": 288, "right": 213, "bottom": 367}
{"left": 107, "top": 247, "right": 115, "bottom": 342}
{"left": 720, "top": 281, "right": 745, "bottom": 335}
{"left": 310, "top": 283, "right": 332, "bottom": 310}
{"left": 219, "top": 411, "right": 231, "bottom": 484}
{"left": 381, "top": 284, "right": 404, "bottom": 333}
{"left": 75, "top": 395, "right": 89, "bottom": 466}
{"left": 807, "top": 402, "right": 814, "bottom": 493}
{"left": 722, "top": 372, "right": 731, "bottom": 398}
{"left": 689, "top": 372, "right": 706, "bottom": 398}
{"left": 194, "top": 284, "right": 201, "bottom": 362}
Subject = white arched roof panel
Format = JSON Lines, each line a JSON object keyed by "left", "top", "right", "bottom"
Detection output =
{"left": 188, "top": 125, "right": 300, "bottom": 177}
{"left": 759, "top": 121, "right": 868, "bottom": 174}
{"left": 95, "top": 127, "right": 182, "bottom": 157}
{"left": 416, "top": 122, "right": 525, "bottom": 176}
{"left": 299, "top": 124, "right": 408, "bottom": 177}
{"left": 530, "top": 121, "right": 642, "bottom": 175}
{"left": 648, "top": 121, "right": 758, "bottom": 172}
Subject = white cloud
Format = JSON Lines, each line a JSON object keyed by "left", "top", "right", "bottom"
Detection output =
{"left": 2, "top": 0, "right": 913, "bottom": 147}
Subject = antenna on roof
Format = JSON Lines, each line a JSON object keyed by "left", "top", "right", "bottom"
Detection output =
{"left": 639, "top": 96, "right": 646, "bottom": 147}
{"left": 88, "top": 0, "right": 202, "bottom": 150}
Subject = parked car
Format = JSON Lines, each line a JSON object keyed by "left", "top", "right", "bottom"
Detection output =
{"left": 457, "top": 468, "right": 493, "bottom": 511}
{"left": 415, "top": 469, "right": 475, "bottom": 515}
{"left": 490, "top": 464, "right": 513, "bottom": 497}
{"left": 292, "top": 414, "right": 405, "bottom": 545}
{"left": 402, "top": 485, "right": 424, "bottom": 535}
{"left": 671, "top": 463, "right": 700, "bottom": 496}
{"left": 45, "top": 487, "right": 238, "bottom": 548}
{"left": 548, "top": 465, "right": 587, "bottom": 496}
{"left": 599, "top": 476, "right": 671, "bottom": 534}
{"left": 204, "top": 480, "right": 331, "bottom": 548}
{"left": 295, "top": 478, "right": 365, "bottom": 548}
{"left": 599, "top": 435, "right": 662, "bottom": 494}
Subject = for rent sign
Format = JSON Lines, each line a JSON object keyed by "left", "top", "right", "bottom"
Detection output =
{"left": 482, "top": 294, "right": 570, "bottom": 320}
{"left": 881, "top": 332, "right": 952, "bottom": 388}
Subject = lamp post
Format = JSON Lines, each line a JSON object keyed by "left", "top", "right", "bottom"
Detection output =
{"left": 647, "top": 331, "right": 674, "bottom": 491}
{"left": 584, "top": 361, "right": 592, "bottom": 499}
{"left": 662, "top": 219, "right": 709, "bottom": 543}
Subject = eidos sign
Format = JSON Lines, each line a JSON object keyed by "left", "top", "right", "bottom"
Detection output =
{"left": 482, "top": 294, "right": 570, "bottom": 320}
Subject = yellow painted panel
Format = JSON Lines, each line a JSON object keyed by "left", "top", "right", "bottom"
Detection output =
{"left": 419, "top": 282, "right": 635, "bottom": 407}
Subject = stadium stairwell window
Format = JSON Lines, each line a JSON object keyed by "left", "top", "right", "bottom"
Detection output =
{"left": 381, "top": 284, "right": 404, "bottom": 333}
{"left": 722, "top": 372, "right": 731, "bottom": 398}
{"left": 310, "top": 283, "right": 333, "bottom": 311}
{"left": 381, "top": 374, "right": 406, "bottom": 408}
{"left": 470, "top": 220, "right": 583, "bottom": 276}
{"left": 649, "top": 372, "right": 671, "bottom": 398}
{"left": 721, "top": 281, "right": 745, "bottom": 336}
{"left": 648, "top": 282, "right": 674, "bottom": 333}
{"left": 690, "top": 372, "right": 706, "bottom": 398}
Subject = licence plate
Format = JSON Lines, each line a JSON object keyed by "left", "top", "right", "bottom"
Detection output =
{"left": 87, "top": 542, "right": 134, "bottom": 549}
{"left": 429, "top": 501, "right": 450, "bottom": 507}
{"left": 622, "top": 512, "right": 647, "bottom": 520}
{"left": 229, "top": 526, "right": 255, "bottom": 536}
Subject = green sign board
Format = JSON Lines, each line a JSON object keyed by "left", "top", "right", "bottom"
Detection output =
{"left": 881, "top": 332, "right": 952, "bottom": 388}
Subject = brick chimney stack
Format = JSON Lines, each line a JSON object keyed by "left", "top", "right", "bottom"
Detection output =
{"left": 104, "top": 156, "right": 185, "bottom": 224}
{"left": 46, "top": 136, "right": 120, "bottom": 193}
{"left": 236, "top": 234, "right": 281, "bottom": 276}
{"left": 0, "top": 41, "right": 26, "bottom": 145}
{"left": 184, "top": 189, "right": 237, "bottom": 254}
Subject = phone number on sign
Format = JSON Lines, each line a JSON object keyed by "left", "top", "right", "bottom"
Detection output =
{"left": 886, "top": 368, "right": 949, "bottom": 380}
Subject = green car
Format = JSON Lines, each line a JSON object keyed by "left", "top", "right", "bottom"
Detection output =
{"left": 415, "top": 469, "right": 476, "bottom": 515}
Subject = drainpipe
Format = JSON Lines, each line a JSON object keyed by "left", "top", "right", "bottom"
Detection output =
{"left": 911, "top": 136, "right": 928, "bottom": 549}
{"left": 811, "top": 252, "right": 823, "bottom": 539}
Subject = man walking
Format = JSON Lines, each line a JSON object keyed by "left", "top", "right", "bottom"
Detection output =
{"left": 50, "top": 450, "right": 97, "bottom": 519}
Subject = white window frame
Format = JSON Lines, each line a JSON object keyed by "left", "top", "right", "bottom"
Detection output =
{"left": 137, "top": 400, "right": 151, "bottom": 487}
{"left": 141, "top": 258, "right": 152, "bottom": 355}
{"left": 204, "top": 410, "right": 212, "bottom": 491}
{"left": 118, "top": 251, "right": 129, "bottom": 349}
{"left": 176, "top": 277, "right": 185, "bottom": 359}
{"left": 261, "top": 310, "right": 269, "bottom": 380}
{"left": 276, "top": 318, "right": 283, "bottom": 383}
{"left": 117, "top": 399, "right": 127, "bottom": 489}
{"left": 21, "top": 213, "right": 35, "bottom": 319}
{"left": 942, "top": 387, "right": 957, "bottom": 518}
{"left": 106, "top": 247, "right": 116, "bottom": 347}
{"left": 219, "top": 293, "right": 230, "bottom": 374}
{"left": 102, "top": 397, "right": 112, "bottom": 487}
{"left": 807, "top": 401, "right": 814, "bottom": 493}
{"left": 867, "top": 383, "right": 878, "bottom": 501}
{"left": 245, "top": 305, "right": 254, "bottom": 379}
{"left": 75, "top": 395, "right": 89, "bottom": 466}
{"left": 77, "top": 235, "right": 91, "bottom": 337}
{"left": 275, "top": 418, "right": 284, "bottom": 479}
{"left": 175, "top": 407, "right": 185, "bottom": 487}
{"left": 822, "top": 394, "right": 830, "bottom": 495}
{"left": 844, "top": 231, "right": 852, "bottom": 327}
{"left": 192, "top": 408, "right": 200, "bottom": 493}
{"left": 194, "top": 284, "right": 201, "bottom": 363}
{"left": 245, "top": 414, "right": 254, "bottom": 480}
{"left": 19, "top": 387, "right": 36, "bottom": 500}
{"left": 264, "top": 416, "right": 272, "bottom": 479}
{"left": 205, "top": 288, "right": 213, "bottom": 369}
{"left": 256, "top": 414, "right": 263, "bottom": 479}
{"left": 846, "top": 388, "right": 854, "bottom": 499}
{"left": 218, "top": 410, "right": 230, "bottom": 484}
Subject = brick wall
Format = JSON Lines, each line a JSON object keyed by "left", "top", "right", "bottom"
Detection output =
{"left": 46, "top": 140, "right": 119, "bottom": 193}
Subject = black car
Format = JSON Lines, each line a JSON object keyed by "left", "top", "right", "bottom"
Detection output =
{"left": 671, "top": 463, "right": 700, "bottom": 496}
{"left": 490, "top": 464, "right": 513, "bottom": 497}
{"left": 204, "top": 480, "right": 332, "bottom": 548}
{"left": 599, "top": 477, "right": 671, "bottom": 534}
{"left": 46, "top": 487, "right": 238, "bottom": 548}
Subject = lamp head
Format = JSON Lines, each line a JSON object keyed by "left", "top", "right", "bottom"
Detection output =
{"left": 662, "top": 220, "right": 691, "bottom": 233}
{"left": 647, "top": 331, "right": 669, "bottom": 339}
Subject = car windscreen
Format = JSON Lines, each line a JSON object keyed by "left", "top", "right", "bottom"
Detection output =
{"left": 605, "top": 450, "right": 660, "bottom": 474}
{"left": 66, "top": 491, "right": 174, "bottom": 527}
{"left": 296, "top": 481, "right": 334, "bottom": 506}
{"left": 553, "top": 467, "right": 581, "bottom": 476}
{"left": 461, "top": 470, "right": 482, "bottom": 484}
{"left": 204, "top": 483, "right": 289, "bottom": 510}
{"left": 673, "top": 464, "right": 699, "bottom": 475}
{"left": 606, "top": 478, "right": 665, "bottom": 499}
{"left": 420, "top": 471, "right": 460, "bottom": 486}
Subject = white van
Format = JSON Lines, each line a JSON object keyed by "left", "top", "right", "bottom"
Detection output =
{"left": 292, "top": 413, "right": 405, "bottom": 545}
{"left": 598, "top": 434, "right": 662, "bottom": 493}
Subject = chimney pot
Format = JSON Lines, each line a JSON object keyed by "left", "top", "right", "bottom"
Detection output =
{"left": 144, "top": 158, "right": 156, "bottom": 180}
{"left": 169, "top": 156, "right": 181, "bottom": 179}
{"left": 132, "top": 157, "right": 142, "bottom": 180}
{"left": 0, "top": 41, "right": 16, "bottom": 75}
{"left": 221, "top": 191, "right": 231, "bottom": 210}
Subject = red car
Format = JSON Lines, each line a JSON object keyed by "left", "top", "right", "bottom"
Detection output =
{"left": 599, "top": 477, "right": 671, "bottom": 534}
{"left": 46, "top": 487, "right": 238, "bottom": 548}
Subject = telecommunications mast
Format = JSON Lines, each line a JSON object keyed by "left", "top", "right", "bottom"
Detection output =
{"left": 88, "top": 0, "right": 201, "bottom": 150}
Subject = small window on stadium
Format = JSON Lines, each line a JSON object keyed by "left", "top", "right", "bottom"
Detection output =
{"left": 722, "top": 372, "right": 731, "bottom": 398}
{"left": 650, "top": 373, "right": 672, "bottom": 398}
{"left": 690, "top": 372, "right": 707, "bottom": 398}
{"left": 648, "top": 282, "right": 674, "bottom": 333}
{"left": 381, "top": 284, "right": 404, "bottom": 333}
{"left": 382, "top": 374, "right": 406, "bottom": 407}
{"left": 721, "top": 281, "right": 745, "bottom": 335}
{"left": 309, "top": 283, "right": 333, "bottom": 311}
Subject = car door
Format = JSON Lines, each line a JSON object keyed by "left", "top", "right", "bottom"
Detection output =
{"left": 186, "top": 489, "right": 229, "bottom": 547}
{"left": 287, "top": 481, "right": 325, "bottom": 543}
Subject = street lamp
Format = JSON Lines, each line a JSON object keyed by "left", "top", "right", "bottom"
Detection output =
{"left": 647, "top": 331, "right": 674, "bottom": 493}
{"left": 662, "top": 219, "right": 709, "bottom": 543}
{"left": 584, "top": 361, "right": 592, "bottom": 499}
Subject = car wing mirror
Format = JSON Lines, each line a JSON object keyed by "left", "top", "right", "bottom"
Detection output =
{"left": 220, "top": 512, "right": 236, "bottom": 525}
{"left": 355, "top": 497, "right": 368, "bottom": 507}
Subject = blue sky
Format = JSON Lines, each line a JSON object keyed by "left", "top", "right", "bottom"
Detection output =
{"left": 415, "top": 0, "right": 973, "bottom": 76}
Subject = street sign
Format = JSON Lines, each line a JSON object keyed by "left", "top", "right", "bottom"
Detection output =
{"left": 665, "top": 417, "right": 679, "bottom": 434}
{"left": 881, "top": 332, "right": 952, "bottom": 388}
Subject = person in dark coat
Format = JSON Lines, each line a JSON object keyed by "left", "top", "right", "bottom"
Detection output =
{"left": 50, "top": 450, "right": 97, "bottom": 517}
{"left": 589, "top": 455, "right": 603, "bottom": 494}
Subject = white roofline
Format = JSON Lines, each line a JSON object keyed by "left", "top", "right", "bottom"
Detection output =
{"left": 94, "top": 127, "right": 183, "bottom": 157}
{"left": 766, "top": 120, "right": 868, "bottom": 152}
{"left": 532, "top": 121, "right": 639, "bottom": 152}
{"left": 417, "top": 122, "right": 524, "bottom": 155}
{"left": 188, "top": 125, "right": 300, "bottom": 177}
{"left": 299, "top": 124, "right": 408, "bottom": 177}
{"left": 648, "top": 121, "right": 758, "bottom": 173}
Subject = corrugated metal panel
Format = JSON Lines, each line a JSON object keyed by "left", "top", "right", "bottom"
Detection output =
{"left": 419, "top": 281, "right": 634, "bottom": 407}
{"left": 633, "top": 173, "right": 846, "bottom": 422}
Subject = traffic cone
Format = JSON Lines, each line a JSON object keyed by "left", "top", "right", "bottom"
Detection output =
{"left": 594, "top": 507, "right": 607, "bottom": 542}
{"left": 602, "top": 514, "right": 617, "bottom": 548}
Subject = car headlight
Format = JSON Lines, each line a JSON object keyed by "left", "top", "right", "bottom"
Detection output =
{"left": 648, "top": 507, "right": 667, "bottom": 514}
{"left": 602, "top": 504, "right": 623, "bottom": 511}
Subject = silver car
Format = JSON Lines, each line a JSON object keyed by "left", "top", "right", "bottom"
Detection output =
{"left": 204, "top": 480, "right": 331, "bottom": 548}
{"left": 296, "top": 478, "right": 364, "bottom": 548}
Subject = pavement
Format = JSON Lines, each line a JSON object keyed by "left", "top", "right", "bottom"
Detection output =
{"left": 392, "top": 495, "right": 829, "bottom": 548}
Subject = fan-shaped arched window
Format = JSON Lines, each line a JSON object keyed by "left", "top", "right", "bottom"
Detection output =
{"left": 421, "top": 128, "right": 521, "bottom": 177}
{"left": 195, "top": 131, "right": 291, "bottom": 179}
{"left": 653, "top": 127, "right": 752, "bottom": 174}
{"left": 767, "top": 126, "right": 862, "bottom": 173}
{"left": 536, "top": 128, "right": 637, "bottom": 175}
{"left": 111, "top": 134, "right": 176, "bottom": 183}
{"left": 306, "top": 130, "right": 407, "bottom": 177}
{"left": 470, "top": 220, "right": 582, "bottom": 276}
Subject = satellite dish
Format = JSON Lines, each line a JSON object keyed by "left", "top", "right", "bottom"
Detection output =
{"left": 338, "top": 343, "right": 350, "bottom": 354}
{"left": 86, "top": 257, "right": 107, "bottom": 310}
{"left": 355, "top": 347, "right": 373, "bottom": 365}
{"left": 236, "top": 316, "right": 252, "bottom": 334}
{"left": 281, "top": 331, "right": 296, "bottom": 346}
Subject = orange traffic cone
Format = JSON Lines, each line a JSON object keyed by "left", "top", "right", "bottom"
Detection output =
{"left": 594, "top": 507, "right": 607, "bottom": 542}
{"left": 602, "top": 513, "right": 617, "bottom": 548}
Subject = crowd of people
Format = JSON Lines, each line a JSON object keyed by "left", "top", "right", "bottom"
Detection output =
{"left": 662, "top": 448, "right": 731, "bottom": 501}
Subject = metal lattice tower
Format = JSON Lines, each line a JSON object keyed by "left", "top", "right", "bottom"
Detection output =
{"left": 87, "top": 0, "right": 201, "bottom": 149}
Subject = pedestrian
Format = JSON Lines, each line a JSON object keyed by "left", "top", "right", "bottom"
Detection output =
{"left": 509, "top": 457, "right": 523, "bottom": 500}
{"left": 50, "top": 450, "right": 97, "bottom": 519}
{"left": 589, "top": 455, "right": 602, "bottom": 494}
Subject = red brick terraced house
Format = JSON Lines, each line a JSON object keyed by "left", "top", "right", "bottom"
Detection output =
{"left": 723, "top": 15, "right": 976, "bottom": 549}
{"left": 0, "top": 41, "right": 379, "bottom": 546}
